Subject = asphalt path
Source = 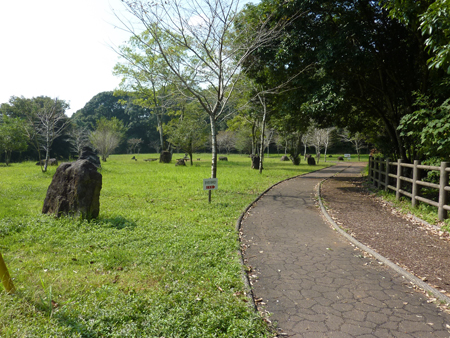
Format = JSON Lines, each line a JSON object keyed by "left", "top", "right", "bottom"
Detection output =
{"left": 240, "top": 162, "right": 450, "bottom": 337}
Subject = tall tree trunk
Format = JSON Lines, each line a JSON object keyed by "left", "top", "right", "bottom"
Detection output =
{"left": 156, "top": 113, "right": 164, "bottom": 153}
{"left": 210, "top": 116, "right": 218, "bottom": 179}
{"left": 259, "top": 104, "right": 267, "bottom": 174}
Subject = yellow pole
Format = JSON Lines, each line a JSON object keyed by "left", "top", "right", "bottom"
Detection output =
{"left": 0, "top": 252, "right": 15, "bottom": 294}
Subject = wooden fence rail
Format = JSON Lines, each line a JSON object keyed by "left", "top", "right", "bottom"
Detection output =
{"left": 368, "top": 157, "right": 450, "bottom": 221}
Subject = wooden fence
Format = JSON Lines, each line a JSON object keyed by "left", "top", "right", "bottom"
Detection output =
{"left": 368, "top": 157, "right": 450, "bottom": 221}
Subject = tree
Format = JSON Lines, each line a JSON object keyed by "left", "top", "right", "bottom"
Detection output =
{"left": 35, "top": 98, "right": 70, "bottom": 172}
{"left": 114, "top": 0, "right": 290, "bottom": 181}
{"left": 310, "top": 127, "right": 324, "bottom": 164}
{"left": 72, "top": 91, "right": 157, "bottom": 154}
{"left": 113, "top": 31, "right": 179, "bottom": 153}
{"left": 321, "top": 127, "right": 335, "bottom": 162}
{"left": 241, "top": 0, "right": 450, "bottom": 161}
{"left": 165, "top": 111, "right": 209, "bottom": 165}
{"left": 271, "top": 111, "right": 309, "bottom": 165}
{"left": 127, "top": 138, "right": 143, "bottom": 154}
{"left": 340, "top": 129, "right": 366, "bottom": 161}
{"left": 420, "top": 0, "right": 450, "bottom": 73}
{"left": 383, "top": 0, "right": 450, "bottom": 73}
{"left": 0, "top": 115, "right": 28, "bottom": 166}
{"left": 67, "top": 125, "right": 90, "bottom": 157}
{"left": 1, "top": 96, "right": 71, "bottom": 164}
{"left": 398, "top": 95, "right": 450, "bottom": 160}
{"left": 90, "top": 117, "right": 127, "bottom": 162}
{"left": 216, "top": 131, "right": 236, "bottom": 155}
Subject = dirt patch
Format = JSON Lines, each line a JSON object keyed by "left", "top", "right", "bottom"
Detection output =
{"left": 321, "top": 174, "right": 450, "bottom": 297}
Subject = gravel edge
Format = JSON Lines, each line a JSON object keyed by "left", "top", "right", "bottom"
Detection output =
{"left": 317, "top": 176, "right": 450, "bottom": 306}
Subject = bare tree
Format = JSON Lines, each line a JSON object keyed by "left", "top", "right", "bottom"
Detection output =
{"left": 67, "top": 126, "right": 90, "bottom": 157}
{"left": 264, "top": 128, "right": 275, "bottom": 158}
{"left": 149, "top": 139, "right": 161, "bottom": 154}
{"left": 127, "top": 138, "right": 143, "bottom": 154}
{"left": 114, "top": 0, "right": 292, "bottom": 181}
{"left": 35, "top": 99, "right": 70, "bottom": 172}
{"left": 301, "top": 131, "right": 312, "bottom": 160}
{"left": 340, "top": 130, "right": 366, "bottom": 161}
{"left": 90, "top": 117, "right": 126, "bottom": 162}
{"left": 310, "top": 127, "right": 325, "bottom": 164}
{"left": 322, "top": 127, "right": 335, "bottom": 162}
{"left": 216, "top": 130, "right": 236, "bottom": 154}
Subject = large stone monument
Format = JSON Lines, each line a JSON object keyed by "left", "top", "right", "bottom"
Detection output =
{"left": 42, "top": 147, "right": 102, "bottom": 220}
{"left": 160, "top": 151, "right": 172, "bottom": 163}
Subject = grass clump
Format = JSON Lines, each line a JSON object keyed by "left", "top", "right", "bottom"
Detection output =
{"left": 0, "top": 154, "right": 330, "bottom": 337}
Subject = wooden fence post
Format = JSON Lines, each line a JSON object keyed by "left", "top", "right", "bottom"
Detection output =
{"left": 378, "top": 159, "right": 383, "bottom": 188}
{"left": 368, "top": 156, "right": 373, "bottom": 184}
{"left": 396, "top": 159, "right": 402, "bottom": 200}
{"left": 438, "top": 162, "right": 449, "bottom": 221}
{"left": 384, "top": 158, "right": 390, "bottom": 191}
{"left": 412, "top": 160, "right": 420, "bottom": 208}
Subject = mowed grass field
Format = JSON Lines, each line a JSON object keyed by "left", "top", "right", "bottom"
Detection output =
{"left": 0, "top": 154, "right": 332, "bottom": 337}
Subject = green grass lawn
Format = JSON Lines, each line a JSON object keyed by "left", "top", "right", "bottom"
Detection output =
{"left": 0, "top": 154, "right": 332, "bottom": 337}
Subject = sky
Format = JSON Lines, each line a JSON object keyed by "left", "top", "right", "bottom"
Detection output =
{"left": 0, "top": 0, "right": 133, "bottom": 117}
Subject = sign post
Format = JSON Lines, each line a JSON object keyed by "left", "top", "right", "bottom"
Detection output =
{"left": 203, "top": 178, "right": 218, "bottom": 203}
{"left": 344, "top": 154, "right": 351, "bottom": 160}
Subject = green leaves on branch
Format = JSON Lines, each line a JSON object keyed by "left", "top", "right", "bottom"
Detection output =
{"left": 90, "top": 117, "right": 127, "bottom": 162}
{"left": 0, "top": 115, "right": 28, "bottom": 166}
{"left": 398, "top": 94, "right": 450, "bottom": 159}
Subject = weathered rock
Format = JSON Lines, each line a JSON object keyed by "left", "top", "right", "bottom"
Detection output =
{"left": 79, "top": 146, "right": 101, "bottom": 168}
{"left": 42, "top": 159, "right": 102, "bottom": 220}
{"left": 36, "top": 158, "right": 58, "bottom": 166}
{"left": 251, "top": 155, "right": 262, "bottom": 169}
{"left": 160, "top": 151, "right": 172, "bottom": 163}
{"left": 219, "top": 156, "right": 228, "bottom": 161}
{"left": 175, "top": 159, "right": 186, "bottom": 166}
{"left": 280, "top": 155, "right": 289, "bottom": 161}
{"left": 307, "top": 157, "right": 316, "bottom": 165}
{"left": 291, "top": 156, "right": 301, "bottom": 165}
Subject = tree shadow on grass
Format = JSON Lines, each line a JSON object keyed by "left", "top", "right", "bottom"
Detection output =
{"left": 23, "top": 294, "right": 99, "bottom": 337}
{"left": 98, "top": 216, "right": 137, "bottom": 230}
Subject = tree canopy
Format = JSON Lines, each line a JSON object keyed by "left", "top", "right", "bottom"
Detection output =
{"left": 239, "top": 0, "right": 450, "bottom": 161}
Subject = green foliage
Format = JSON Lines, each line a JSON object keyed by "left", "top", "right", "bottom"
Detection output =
{"left": 383, "top": 0, "right": 450, "bottom": 73}
{"left": 420, "top": 0, "right": 450, "bottom": 73}
{"left": 90, "top": 118, "right": 127, "bottom": 162}
{"left": 398, "top": 94, "right": 450, "bottom": 159}
{"left": 71, "top": 92, "right": 158, "bottom": 154}
{"left": 0, "top": 96, "right": 71, "bottom": 161}
{"left": 165, "top": 109, "right": 209, "bottom": 164}
{"left": 241, "top": 0, "right": 450, "bottom": 161}
{"left": 0, "top": 115, "right": 28, "bottom": 165}
{"left": 0, "top": 155, "right": 330, "bottom": 336}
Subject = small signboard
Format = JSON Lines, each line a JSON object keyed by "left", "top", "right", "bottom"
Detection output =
{"left": 203, "top": 178, "right": 218, "bottom": 190}
{"left": 344, "top": 154, "right": 351, "bottom": 159}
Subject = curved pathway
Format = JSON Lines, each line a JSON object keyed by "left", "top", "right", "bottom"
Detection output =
{"left": 240, "top": 163, "right": 450, "bottom": 337}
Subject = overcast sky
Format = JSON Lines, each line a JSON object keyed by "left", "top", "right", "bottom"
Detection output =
{"left": 0, "top": 0, "right": 132, "bottom": 116}
{"left": 0, "top": 0, "right": 257, "bottom": 117}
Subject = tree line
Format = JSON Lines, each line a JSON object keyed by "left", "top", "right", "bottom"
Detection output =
{"left": 1, "top": 0, "right": 448, "bottom": 171}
